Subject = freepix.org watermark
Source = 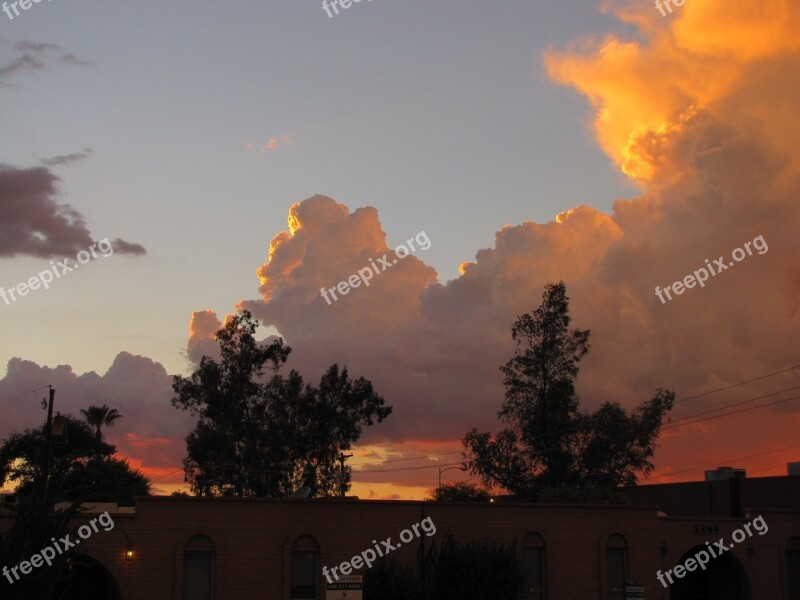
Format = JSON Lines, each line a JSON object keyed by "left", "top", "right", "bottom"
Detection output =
{"left": 2, "top": 0, "right": 53, "bottom": 21}
{"left": 320, "top": 230, "right": 431, "bottom": 305}
{"left": 2, "top": 511, "right": 115, "bottom": 584}
{"left": 655, "top": 234, "right": 768, "bottom": 304}
{"left": 1, "top": 238, "right": 114, "bottom": 308}
{"left": 656, "top": 514, "right": 768, "bottom": 589}
{"left": 655, "top": 0, "right": 685, "bottom": 17}
{"left": 321, "top": 0, "right": 372, "bottom": 19}
{"left": 322, "top": 516, "right": 437, "bottom": 583}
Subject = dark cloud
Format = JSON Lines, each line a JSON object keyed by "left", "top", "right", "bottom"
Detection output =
{"left": 13, "top": 42, "right": 60, "bottom": 53}
{"left": 0, "top": 164, "right": 146, "bottom": 258}
{"left": 58, "top": 53, "right": 94, "bottom": 67}
{"left": 0, "top": 55, "right": 45, "bottom": 82}
{"left": 0, "top": 354, "right": 193, "bottom": 482}
{"left": 110, "top": 238, "right": 146, "bottom": 256}
{"left": 41, "top": 149, "right": 93, "bottom": 167}
{"left": 1, "top": 41, "right": 93, "bottom": 84}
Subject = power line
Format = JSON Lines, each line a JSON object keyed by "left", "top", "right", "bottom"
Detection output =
{"left": 0, "top": 384, "right": 51, "bottom": 404}
{"left": 662, "top": 394, "right": 800, "bottom": 432}
{"left": 675, "top": 364, "right": 800, "bottom": 404}
{"left": 668, "top": 384, "right": 800, "bottom": 424}
{"left": 103, "top": 391, "right": 800, "bottom": 483}
{"left": 749, "top": 463, "right": 792, "bottom": 475}
{"left": 353, "top": 462, "right": 468, "bottom": 476}
{"left": 642, "top": 444, "right": 800, "bottom": 481}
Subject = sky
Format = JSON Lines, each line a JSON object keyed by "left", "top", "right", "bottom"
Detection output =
{"left": 1, "top": 0, "right": 799, "bottom": 500}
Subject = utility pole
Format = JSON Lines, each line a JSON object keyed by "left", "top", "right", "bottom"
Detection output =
{"left": 338, "top": 452, "right": 353, "bottom": 497}
{"left": 42, "top": 386, "right": 55, "bottom": 501}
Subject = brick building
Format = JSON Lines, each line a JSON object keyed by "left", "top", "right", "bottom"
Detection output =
{"left": 2, "top": 470, "right": 799, "bottom": 599}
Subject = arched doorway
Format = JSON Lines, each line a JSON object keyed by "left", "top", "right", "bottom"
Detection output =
{"left": 56, "top": 554, "right": 122, "bottom": 600}
{"left": 669, "top": 545, "right": 750, "bottom": 600}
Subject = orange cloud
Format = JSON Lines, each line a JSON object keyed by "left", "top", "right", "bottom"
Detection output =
{"left": 544, "top": 0, "right": 800, "bottom": 181}
{"left": 246, "top": 132, "right": 294, "bottom": 153}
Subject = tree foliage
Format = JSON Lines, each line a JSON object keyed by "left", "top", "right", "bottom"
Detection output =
{"left": 429, "top": 481, "right": 490, "bottom": 502}
{"left": 464, "top": 282, "right": 674, "bottom": 497}
{"left": 0, "top": 414, "right": 148, "bottom": 505}
{"left": 0, "top": 411, "right": 149, "bottom": 598}
{"left": 0, "top": 496, "right": 80, "bottom": 599}
{"left": 363, "top": 536, "right": 522, "bottom": 600}
{"left": 80, "top": 404, "right": 122, "bottom": 459}
{"left": 171, "top": 310, "right": 392, "bottom": 498}
{"left": 60, "top": 457, "right": 150, "bottom": 505}
{"left": 420, "top": 535, "right": 523, "bottom": 600}
{"left": 364, "top": 556, "right": 421, "bottom": 600}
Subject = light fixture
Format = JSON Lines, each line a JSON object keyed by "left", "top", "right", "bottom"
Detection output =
{"left": 126, "top": 545, "right": 134, "bottom": 561}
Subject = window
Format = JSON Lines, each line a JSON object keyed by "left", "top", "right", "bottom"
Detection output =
{"left": 291, "top": 536, "right": 319, "bottom": 600}
{"left": 184, "top": 535, "right": 214, "bottom": 600}
{"left": 606, "top": 534, "right": 627, "bottom": 600}
{"left": 521, "top": 533, "right": 547, "bottom": 600}
{"left": 788, "top": 537, "right": 800, "bottom": 600}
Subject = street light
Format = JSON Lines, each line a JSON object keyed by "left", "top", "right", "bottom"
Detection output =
{"left": 438, "top": 463, "right": 467, "bottom": 488}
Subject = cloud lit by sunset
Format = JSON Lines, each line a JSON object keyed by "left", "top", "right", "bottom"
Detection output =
{"left": 2, "top": 0, "right": 798, "bottom": 502}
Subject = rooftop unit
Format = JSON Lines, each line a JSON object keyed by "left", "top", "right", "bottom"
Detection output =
{"left": 704, "top": 466, "right": 746, "bottom": 481}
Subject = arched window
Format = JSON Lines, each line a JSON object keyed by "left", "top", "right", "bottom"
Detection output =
{"left": 291, "top": 536, "right": 319, "bottom": 600}
{"left": 521, "top": 532, "right": 547, "bottom": 600}
{"left": 184, "top": 535, "right": 214, "bottom": 600}
{"left": 788, "top": 537, "right": 800, "bottom": 600}
{"left": 606, "top": 534, "right": 627, "bottom": 600}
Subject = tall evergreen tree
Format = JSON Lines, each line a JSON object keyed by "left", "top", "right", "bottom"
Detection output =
{"left": 464, "top": 282, "right": 674, "bottom": 497}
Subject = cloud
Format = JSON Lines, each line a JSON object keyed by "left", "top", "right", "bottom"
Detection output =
{"left": 5, "top": 1, "right": 800, "bottom": 495}
{"left": 58, "top": 53, "right": 94, "bottom": 67}
{"left": 0, "top": 55, "right": 45, "bottom": 82}
{"left": 543, "top": 0, "right": 800, "bottom": 181}
{"left": 14, "top": 42, "right": 61, "bottom": 53}
{"left": 205, "top": 0, "right": 798, "bottom": 485}
{"left": 0, "top": 353, "right": 194, "bottom": 488}
{"left": 41, "top": 149, "right": 93, "bottom": 167}
{"left": 110, "top": 238, "right": 146, "bottom": 256}
{"left": 187, "top": 309, "right": 225, "bottom": 364}
{"left": 246, "top": 132, "right": 294, "bottom": 153}
{"left": 1, "top": 41, "right": 93, "bottom": 84}
{"left": 0, "top": 164, "right": 146, "bottom": 258}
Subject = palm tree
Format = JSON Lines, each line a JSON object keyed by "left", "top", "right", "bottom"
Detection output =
{"left": 80, "top": 405, "right": 122, "bottom": 460}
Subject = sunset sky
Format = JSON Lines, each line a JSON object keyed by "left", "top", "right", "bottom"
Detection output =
{"left": 1, "top": 0, "right": 799, "bottom": 500}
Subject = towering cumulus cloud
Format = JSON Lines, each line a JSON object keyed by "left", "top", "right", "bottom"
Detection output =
{"left": 188, "top": 0, "right": 800, "bottom": 485}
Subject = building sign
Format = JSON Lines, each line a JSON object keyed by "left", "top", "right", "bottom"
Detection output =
{"left": 693, "top": 523, "right": 720, "bottom": 535}
{"left": 625, "top": 585, "right": 645, "bottom": 599}
{"left": 326, "top": 575, "right": 362, "bottom": 600}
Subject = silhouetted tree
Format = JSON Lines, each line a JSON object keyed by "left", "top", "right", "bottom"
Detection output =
{"left": 80, "top": 404, "right": 122, "bottom": 460}
{"left": 0, "top": 415, "right": 150, "bottom": 598}
{"left": 464, "top": 282, "right": 674, "bottom": 498}
{"left": 420, "top": 535, "right": 523, "bottom": 600}
{"left": 0, "top": 415, "right": 149, "bottom": 505}
{"left": 0, "top": 495, "right": 79, "bottom": 599}
{"left": 60, "top": 457, "right": 150, "bottom": 505}
{"left": 172, "top": 310, "right": 392, "bottom": 497}
{"left": 429, "top": 482, "right": 490, "bottom": 502}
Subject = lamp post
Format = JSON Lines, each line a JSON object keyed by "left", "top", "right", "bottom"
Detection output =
{"left": 437, "top": 463, "right": 467, "bottom": 489}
